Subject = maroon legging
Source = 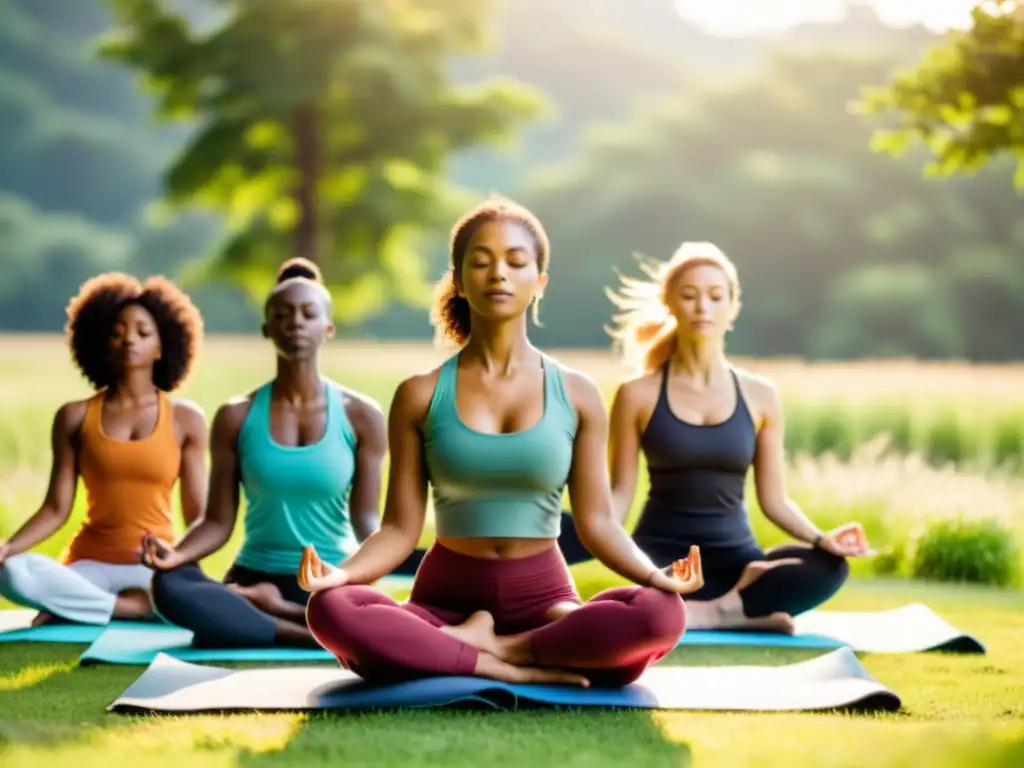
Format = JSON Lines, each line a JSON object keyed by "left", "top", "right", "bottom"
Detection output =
{"left": 306, "top": 542, "right": 686, "bottom": 687}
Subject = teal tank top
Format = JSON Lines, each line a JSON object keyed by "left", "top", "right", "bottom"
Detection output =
{"left": 423, "top": 354, "right": 577, "bottom": 539}
{"left": 234, "top": 380, "right": 359, "bottom": 573}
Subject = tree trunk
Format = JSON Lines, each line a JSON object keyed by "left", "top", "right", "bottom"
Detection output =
{"left": 292, "top": 102, "right": 320, "bottom": 263}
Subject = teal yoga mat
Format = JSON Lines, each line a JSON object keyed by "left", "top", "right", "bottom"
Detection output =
{"left": 80, "top": 623, "right": 334, "bottom": 665}
{"left": 0, "top": 609, "right": 107, "bottom": 644}
{"left": 0, "top": 574, "right": 414, "bottom": 649}
{"left": 108, "top": 647, "right": 901, "bottom": 714}
{"left": 678, "top": 603, "right": 985, "bottom": 654}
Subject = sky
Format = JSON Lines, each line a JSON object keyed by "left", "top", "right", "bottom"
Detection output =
{"left": 673, "top": 0, "right": 983, "bottom": 37}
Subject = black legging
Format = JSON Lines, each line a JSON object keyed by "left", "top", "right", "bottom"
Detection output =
{"left": 152, "top": 549, "right": 428, "bottom": 648}
{"left": 556, "top": 520, "right": 849, "bottom": 619}
{"left": 391, "top": 510, "right": 594, "bottom": 577}
{"left": 151, "top": 563, "right": 302, "bottom": 648}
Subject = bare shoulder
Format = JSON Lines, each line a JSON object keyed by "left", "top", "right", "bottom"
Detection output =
{"left": 553, "top": 361, "right": 606, "bottom": 415}
{"left": 212, "top": 393, "right": 256, "bottom": 435}
{"left": 54, "top": 398, "right": 90, "bottom": 435}
{"left": 732, "top": 366, "right": 781, "bottom": 421}
{"left": 328, "top": 380, "right": 385, "bottom": 435}
{"left": 612, "top": 369, "right": 660, "bottom": 411}
{"left": 391, "top": 366, "right": 443, "bottom": 423}
{"left": 170, "top": 397, "right": 208, "bottom": 431}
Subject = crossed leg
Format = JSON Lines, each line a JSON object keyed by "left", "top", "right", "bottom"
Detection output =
{"left": 307, "top": 582, "right": 685, "bottom": 687}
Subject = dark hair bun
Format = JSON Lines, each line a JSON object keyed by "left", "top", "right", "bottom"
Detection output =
{"left": 276, "top": 257, "right": 323, "bottom": 284}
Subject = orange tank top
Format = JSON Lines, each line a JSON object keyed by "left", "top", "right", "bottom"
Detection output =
{"left": 63, "top": 391, "right": 182, "bottom": 565}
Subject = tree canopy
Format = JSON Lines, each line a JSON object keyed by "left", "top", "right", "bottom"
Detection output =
{"left": 100, "top": 0, "right": 545, "bottom": 318}
{"left": 858, "top": 1, "right": 1024, "bottom": 188}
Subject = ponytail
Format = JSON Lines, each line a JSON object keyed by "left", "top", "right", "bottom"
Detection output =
{"left": 605, "top": 277, "right": 679, "bottom": 375}
{"left": 430, "top": 270, "right": 472, "bottom": 349}
{"left": 605, "top": 244, "right": 741, "bottom": 375}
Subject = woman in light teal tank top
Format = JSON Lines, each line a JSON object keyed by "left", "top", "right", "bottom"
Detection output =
{"left": 140, "top": 258, "right": 389, "bottom": 648}
{"left": 299, "top": 197, "right": 706, "bottom": 687}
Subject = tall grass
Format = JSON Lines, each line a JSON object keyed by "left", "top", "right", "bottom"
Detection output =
{"left": 0, "top": 336, "right": 1021, "bottom": 582}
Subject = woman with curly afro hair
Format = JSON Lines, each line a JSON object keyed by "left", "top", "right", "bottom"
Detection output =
{"left": 296, "top": 196, "right": 702, "bottom": 687}
{"left": 0, "top": 273, "right": 208, "bottom": 627}
{"left": 140, "top": 258, "right": 389, "bottom": 649}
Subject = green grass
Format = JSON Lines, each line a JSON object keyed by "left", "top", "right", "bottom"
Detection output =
{"left": 2, "top": 576, "right": 1023, "bottom": 767}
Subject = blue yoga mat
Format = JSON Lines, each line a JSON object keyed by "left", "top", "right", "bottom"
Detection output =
{"left": 108, "top": 646, "right": 901, "bottom": 714}
{"left": 678, "top": 603, "right": 985, "bottom": 654}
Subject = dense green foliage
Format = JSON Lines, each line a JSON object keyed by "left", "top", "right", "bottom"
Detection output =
{"left": 1, "top": 0, "right": 1022, "bottom": 359}
{"left": 860, "top": 2, "right": 1024, "bottom": 187}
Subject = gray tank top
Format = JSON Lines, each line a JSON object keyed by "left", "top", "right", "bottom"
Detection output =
{"left": 632, "top": 364, "right": 758, "bottom": 548}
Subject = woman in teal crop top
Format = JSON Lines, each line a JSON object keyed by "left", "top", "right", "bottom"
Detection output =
{"left": 299, "top": 197, "right": 706, "bottom": 687}
{"left": 139, "top": 259, "right": 392, "bottom": 649}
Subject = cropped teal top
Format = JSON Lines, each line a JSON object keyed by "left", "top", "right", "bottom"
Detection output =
{"left": 423, "top": 354, "right": 577, "bottom": 539}
{"left": 234, "top": 379, "right": 360, "bottom": 573}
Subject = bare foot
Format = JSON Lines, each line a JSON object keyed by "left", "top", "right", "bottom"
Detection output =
{"left": 30, "top": 611, "right": 58, "bottom": 627}
{"left": 113, "top": 588, "right": 154, "bottom": 620}
{"left": 440, "top": 611, "right": 502, "bottom": 654}
{"left": 229, "top": 582, "right": 287, "bottom": 615}
{"left": 685, "top": 559, "right": 800, "bottom": 633}
{"left": 439, "top": 611, "right": 538, "bottom": 666}
{"left": 473, "top": 650, "right": 590, "bottom": 687}
{"left": 732, "top": 558, "right": 801, "bottom": 591}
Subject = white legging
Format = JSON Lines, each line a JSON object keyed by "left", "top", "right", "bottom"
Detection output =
{"left": 0, "top": 552, "right": 152, "bottom": 624}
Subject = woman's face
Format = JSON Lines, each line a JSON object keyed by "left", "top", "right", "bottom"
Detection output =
{"left": 109, "top": 303, "right": 161, "bottom": 373}
{"left": 665, "top": 263, "right": 736, "bottom": 341}
{"left": 457, "top": 218, "right": 547, "bottom": 325}
{"left": 263, "top": 281, "right": 334, "bottom": 359}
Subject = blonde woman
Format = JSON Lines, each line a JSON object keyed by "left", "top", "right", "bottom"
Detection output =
{"left": 601, "top": 243, "right": 870, "bottom": 632}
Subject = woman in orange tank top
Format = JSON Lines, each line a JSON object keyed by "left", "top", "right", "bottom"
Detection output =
{"left": 0, "top": 273, "right": 208, "bottom": 627}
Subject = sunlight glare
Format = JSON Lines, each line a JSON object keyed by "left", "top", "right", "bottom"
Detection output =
{"left": 674, "top": 0, "right": 980, "bottom": 36}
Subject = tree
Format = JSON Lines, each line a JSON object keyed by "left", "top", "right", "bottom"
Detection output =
{"left": 519, "top": 49, "right": 1023, "bottom": 360}
{"left": 857, "top": 2, "right": 1024, "bottom": 188}
{"left": 100, "top": 0, "right": 545, "bottom": 319}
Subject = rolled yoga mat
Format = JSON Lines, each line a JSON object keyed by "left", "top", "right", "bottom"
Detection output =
{"left": 677, "top": 603, "right": 985, "bottom": 654}
{"left": 108, "top": 646, "right": 901, "bottom": 714}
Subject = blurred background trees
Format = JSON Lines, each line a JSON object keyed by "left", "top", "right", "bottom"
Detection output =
{"left": 2, "top": 0, "right": 1021, "bottom": 359}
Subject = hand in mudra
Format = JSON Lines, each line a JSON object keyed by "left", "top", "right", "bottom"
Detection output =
{"left": 298, "top": 545, "right": 349, "bottom": 593}
{"left": 819, "top": 522, "right": 872, "bottom": 557}
{"left": 140, "top": 534, "right": 184, "bottom": 571}
{"left": 650, "top": 545, "right": 704, "bottom": 595}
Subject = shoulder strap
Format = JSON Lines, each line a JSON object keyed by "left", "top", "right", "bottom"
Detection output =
{"left": 238, "top": 382, "right": 273, "bottom": 446}
{"left": 155, "top": 391, "right": 177, "bottom": 441}
{"left": 540, "top": 354, "right": 576, "bottom": 423}
{"left": 326, "top": 380, "right": 357, "bottom": 449}
{"left": 425, "top": 353, "right": 459, "bottom": 422}
{"left": 81, "top": 392, "right": 104, "bottom": 438}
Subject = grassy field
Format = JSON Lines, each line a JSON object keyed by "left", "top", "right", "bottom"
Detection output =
{"left": 2, "top": 336, "right": 1024, "bottom": 766}
{"left": 2, "top": 577, "right": 1023, "bottom": 768}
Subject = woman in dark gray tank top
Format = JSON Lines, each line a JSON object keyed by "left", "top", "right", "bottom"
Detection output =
{"left": 562, "top": 242, "right": 872, "bottom": 632}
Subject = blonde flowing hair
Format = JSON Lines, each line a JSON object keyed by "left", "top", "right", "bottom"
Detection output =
{"left": 605, "top": 241, "right": 741, "bottom": 375}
